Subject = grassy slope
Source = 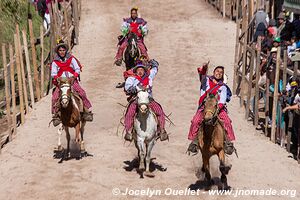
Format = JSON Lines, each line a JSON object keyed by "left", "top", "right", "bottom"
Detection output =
{"left": 0, "top": 0, "right": 47, "bottom": 114}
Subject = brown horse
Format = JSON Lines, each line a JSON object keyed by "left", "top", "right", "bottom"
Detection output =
{"left": 57, "top": 77, "right": 86, "bottom": 160}
{"left": 198, "top": 93, "right": 231, "bottom": 190}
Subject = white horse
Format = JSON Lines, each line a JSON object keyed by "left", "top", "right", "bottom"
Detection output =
{"left": 134, "top": 88, "right": 158, "bottom": 177}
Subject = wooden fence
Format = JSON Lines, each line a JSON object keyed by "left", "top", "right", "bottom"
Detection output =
{"left": 206, "top": 0, "right": 300, "bottom": 163}
{"left": 0, "top": 0, "right": 82, "bottom": 150}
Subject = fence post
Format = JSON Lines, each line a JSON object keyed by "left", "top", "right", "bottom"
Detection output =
{"left": 40, "top": 26, "right": 45, "bottom": 98}
{"left": 9, "top": 44, "right": 17, "bottom": 134}
{"left": 73, "top": 0, "right": 80, "bottom": 44}
{"left": 233, "top": 19, "right": 241, "bottom": 94}
{"left": 240, "top": 3, "right": 248, "bottom": 107}
{"left": 14, "top": 34, "right": 25, "bottom": 125}
{"left": 2, "top": 44, "right": 12, "bottom": 140}
{"left": 223, "top": 0, "right": 226, "bottom": 18}
{"left": 22, "top": 29, "right": 35, "bottom": 108}
{"left": 254, "top": 36, "right": 261, "bottom": 127}
{"left": 29, "top": 19, "right": 41, "bottom": 101}
{"left": 16, "top": 25, "right": 29, "bottom": 114}
{"left": 271, "top": 46, "right": 281, "bottom": 143}
{"left": 63, "top": 0, "right": 70, "bottom": 46}
{"left": 245, "top": 47, "right": 255, "bottom": 119}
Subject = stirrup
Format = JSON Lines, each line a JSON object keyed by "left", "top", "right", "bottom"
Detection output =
{"left": 224, "top": 141, "right": 238, "bottom": 157}
{"left": 124, "top": 132, "right": 133, "bottom": 142}
{"left": 158, "top": 129, "right": 169, "bottom": 141}
{"left": 52, "top": 118, "right": 61, "bottom": 127}
{"left": 115, "top": 59, "right": 122, "bottom": 66}
{"left": 187, "top": 141, "right": 199, "bottom": 155}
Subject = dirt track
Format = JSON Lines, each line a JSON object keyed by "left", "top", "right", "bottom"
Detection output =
{"left": 0, "top": 0, "right": 299, "bottom": 199}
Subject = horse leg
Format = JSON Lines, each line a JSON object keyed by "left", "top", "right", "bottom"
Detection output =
{"left": 218, "top": 150, "right": 231, "bottom": 190}
{"left": 202, "top": 153, "right": 212, "bottom": 184}
{"left": 80, "top": 120, "right": 86, "bottom": 152}
{"left": 65, "top": 127, "right": 71, "bottom": 160}
{"left": 57, "top": 125, "right": 63, "bottom": 151}
{"left": 144, "top": 140, "right": 155, "bottom": 177}
{"left": 137, "top": 139, "right": 145, "bottom": 171}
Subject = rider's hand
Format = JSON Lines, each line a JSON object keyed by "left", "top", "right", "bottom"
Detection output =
{"left": 70, "top": 76, "right": 76, "bottom": 84}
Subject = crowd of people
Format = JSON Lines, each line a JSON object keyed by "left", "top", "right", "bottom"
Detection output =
{"left": 252, "top": 7, "right": 300, "bottom": 156}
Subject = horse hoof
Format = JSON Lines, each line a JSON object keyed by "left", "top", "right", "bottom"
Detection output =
{"left": 144, "top": 171, "right": 155, "bottom": 178}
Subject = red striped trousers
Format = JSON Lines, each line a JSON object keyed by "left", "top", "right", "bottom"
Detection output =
{"left": 124, "top": 100, "right": 165, "bottom": 132}
{"left": 188, "top": 107, "right": 235, "bottom": 141}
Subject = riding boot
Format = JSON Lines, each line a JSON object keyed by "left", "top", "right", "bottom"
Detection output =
{"left": 157, "top": 128, "right": 168, "bottom": 141}
{"left": 114, "top": 59, "right": 122, "bottom": 66}
{"left": 52, "top": 113, "right": 61, "bottom": 127}
{"left": 124, "top": 130, "right": 133, "bottom": 142}
{"left": 82, "top": 107, "right": 93, "bottom": 122}
{"left": 224, "top": 140, "right": 236, "bottom": 155}
{"left": 187, "top": 138, "right": 199, "bottom": 154}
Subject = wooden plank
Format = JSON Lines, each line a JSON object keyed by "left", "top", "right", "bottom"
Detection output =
{"left": 63, "top": 0, "right": 70, "bottom": 47}
{"left": 29, "top": 19, "right": 41, "bottom": 101}
{"left": 233, "top": 19, "right": 241, "bottom": 94}
{"left": 240, "top": 4, "right": 248, "bottom": 107}
{"left": 22, "top": 29, "right": 35, "bottom": 108}
{"left": 14, "top": 34, "right": 25, "bottom": 125}
{"left": 2, "top": 44, "right": 12, "bottom": 141}
{"left": 254, "top": 36, "right": 262, "bottom": 127}
{"left": 245, "top": 48, "right": 255, "bottom": 119}
{"left": 271, "top": 47, "right": 281, "bottom": 143}
{"left": 265, "top": 57, "right": 270, "bottom": 136}
{"left": 40, "top": 26, "right": 45, "bottom": 98}
{"left": 9, "top": 44, "right": 17, "bottom": 134}
{"left": 73, "top": 0, "right": 80, "bottom": 44}
{"left": 223, "top": 0, "right": 226, "bottom": 18}
{"left": 282, "top": 50, "right": 288, "bottom": 87}
{"left": 286, "top": 111, "right": 293, "bottom": 153}
{"left": 16, "top": 25, "right": 29, "bottom": 114}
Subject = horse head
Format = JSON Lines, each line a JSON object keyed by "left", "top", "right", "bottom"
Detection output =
{"left": 58, "top": 77, "right": 72, "bottom": 108}
{"left": 127, "top": 32, "right": 138, "bottom": 58}
{"left": 203, "top": 93, "right": 219, "bottom": 125}
{"left": 137, "top": 86, "right": 150, "bottom": 114}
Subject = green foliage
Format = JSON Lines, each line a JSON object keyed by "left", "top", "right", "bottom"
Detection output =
{"left": 0, "top": 0, "right": 43, "bottom": 67}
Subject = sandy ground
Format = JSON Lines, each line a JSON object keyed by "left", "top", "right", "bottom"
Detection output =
{"left": 0, "top": 0, "right": 299, "bottom": 199}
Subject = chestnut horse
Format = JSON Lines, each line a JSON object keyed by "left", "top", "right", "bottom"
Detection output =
{"left": 198, "top": 93, "right": 231, "bottom": 190}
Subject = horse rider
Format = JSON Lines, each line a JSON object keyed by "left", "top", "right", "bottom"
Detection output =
{"left": 114, "top": 7, "right": 148, "bottom": 66}
{"left": 187, "top": 63, "right": 236, "bottom": 154}
{"left": 124, "top": 59, "right": 168, "bottom": 142}
{"left": 51, "top": 40, "right": 93, "bottom": 126}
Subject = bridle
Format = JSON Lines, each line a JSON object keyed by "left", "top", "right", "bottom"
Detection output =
{"left": 137, "top": 90, "right": 150, "bottom": 113}
{"left": 203, "top": 95, "right": 219, "bottom": 126}
{"left": 60, "top": 82, "right": 71, "bottom": 106}
{"left": 128, "top": 33, "right": 138, "bottom": 57}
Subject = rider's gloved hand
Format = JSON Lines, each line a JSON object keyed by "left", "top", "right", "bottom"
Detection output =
{"left": 52, "top": 75, "right": 59, "bottom": 86}
{"left": 149, "top": 59, "right": 159, "bottom": 68}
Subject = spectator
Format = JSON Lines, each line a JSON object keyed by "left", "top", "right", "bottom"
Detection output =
{"left": 255, "top": 7, "right": 269, "bottom": 31}
{"left": 287, "top": 35, "right": 297, "bottom": 58}
{"left": 268, "top": 19, "right": 277, "bottom": 37}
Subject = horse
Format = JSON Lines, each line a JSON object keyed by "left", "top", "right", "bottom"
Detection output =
{"left": 198, "top": 93, "right": 232, "bottom": 190}
{"left": 57, "top": 77, "right": 86, "bottom": 160}
{"left": 124, "top": 32, "right": 140, "bottom": 71}
{"left": 133, "top": 87, "right": 157, "bottom": 177}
